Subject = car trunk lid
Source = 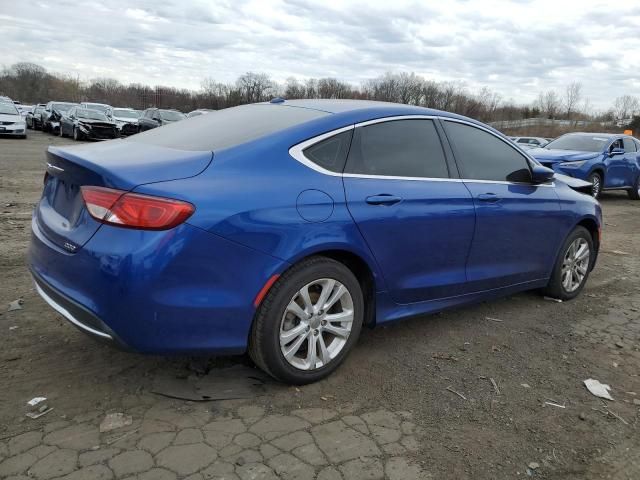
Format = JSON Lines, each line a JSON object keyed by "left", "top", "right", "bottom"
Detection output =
{"left": 36, "top": 141, "right": 212, "bottom": 252}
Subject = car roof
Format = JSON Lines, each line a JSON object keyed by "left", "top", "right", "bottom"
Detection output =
{"left": 563, "top": 132, "right": 621, "bottom": 139}
{"left": 266, "top": 99, "right": 461, "bottom": 117}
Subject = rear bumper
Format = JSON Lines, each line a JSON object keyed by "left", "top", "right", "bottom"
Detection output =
{"left": 31, "top": 270, "right": 130, "bottom": 349}
{"left": 28, "top": 214, "right": 286, "bottom": 355}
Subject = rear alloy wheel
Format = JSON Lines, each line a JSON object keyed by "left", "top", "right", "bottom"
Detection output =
{"left": 628, "top": 175, "right": 640, "bottom": 200}
{"left": 588, "top": 172, "right": 602, "bottom": 198}
{"left": 250, "top": 257, "right": 363, "bottom": 384}
{"left": 542, "top": 226, "right": 594, "bottom": 301}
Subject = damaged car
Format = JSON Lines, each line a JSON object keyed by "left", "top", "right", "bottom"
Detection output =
{"left": 111, "top": 108, "right": 141, "bottom": 136}
{"left": 41, "top": 101, "right": 77, "bottom": 134}
{"left": 59, "top": 107, "right": 119, "bottom": 141}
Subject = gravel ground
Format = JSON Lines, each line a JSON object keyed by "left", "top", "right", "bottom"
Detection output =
{"left": 0, "top": 131, "right": 638, "bottom": 479}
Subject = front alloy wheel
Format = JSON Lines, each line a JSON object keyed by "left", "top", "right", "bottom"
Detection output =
{"left": 542, "top": 226, "right": 594, "bottom": 300}
{"left": 588, "top": 172, "right": 602, "bottom": 198}
{"left": 250, "top": 257, "right": 363, "bottom": 384}
{"left": 560, "top": 238, "right": 590, "bottom": 293}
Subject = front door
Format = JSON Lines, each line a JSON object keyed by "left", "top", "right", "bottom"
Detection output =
{"left": 441, "top": 120, "right": 571, "bottom": 291}
{"left": 343, "top": 118, "right": 476, "bottom": 304}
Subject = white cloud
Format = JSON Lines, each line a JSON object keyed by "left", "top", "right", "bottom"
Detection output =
{"left": 1, "top": 0, "right": 639, "bottom": 108}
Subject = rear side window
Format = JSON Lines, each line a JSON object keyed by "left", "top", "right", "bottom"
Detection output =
{"left": 303, "top": 130, "right": 353, "bottom": 173}
{"left": 443, "top": 121, "right": 531, "bottom": 182}
{"left": 128, "top": 104, "right": 328, "bottom": 151}
{"left": 623, "top": 137, "right": 636, "bottom": 152}
{"left": 345, "top": 119, "right": 449, "bottom": 178}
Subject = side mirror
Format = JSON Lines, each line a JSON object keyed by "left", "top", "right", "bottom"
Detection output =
{"left": 609, "top": 147, "right": 625, "bottom": 157}
{"left": 530, "top": 164, "right": 555, "bottom": 184}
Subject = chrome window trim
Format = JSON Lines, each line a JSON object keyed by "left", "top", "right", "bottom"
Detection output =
{"left": 34, "top": 281, "right": 113, "bottom": 340}
{"left": 288, "top": 115, "right": 554, "bottom": 188}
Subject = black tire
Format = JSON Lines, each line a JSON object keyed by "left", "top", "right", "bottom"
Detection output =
{"left": 588, "top": 172, "right": 602, "bottom": 198}
{"left": 628, "top": 175, "right": 640, "bottom": 200}
{"left": 542, "top": 226, "right": 594, "bottom": 301}
{"left": 249, "top": 256, "right": 364, "bottom": 384}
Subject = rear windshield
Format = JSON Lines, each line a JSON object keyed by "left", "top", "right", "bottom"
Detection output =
{"left": 127, "top": 104, "right": 328, "bottom": 151}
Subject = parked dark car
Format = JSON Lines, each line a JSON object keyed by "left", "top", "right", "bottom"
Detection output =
{"left": 112, "top": 108, "right": 140, "bottom": 136}
{"left": 138, "top": 108, "right": 185, "bottom": 132}
{"left": 60, "top": 107, "right": 119, "bottom": 141}
{"left": 26, "top": 104, "right": 46, "bottom": 129}
{"left": 29, "top": 99, "right": 602, "bottom": 384}
{"left": 41, "top": 101, "right": 77, "bottom": 133}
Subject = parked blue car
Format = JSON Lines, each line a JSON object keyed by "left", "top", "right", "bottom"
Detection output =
{"left": 528, "top": 132, "right": 640, "bottom": 199}
{"left": 29, "top": 100, "right": 602, "bottom": 384}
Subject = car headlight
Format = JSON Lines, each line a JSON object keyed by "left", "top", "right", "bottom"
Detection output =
{"left": 558, "top": 160, "right": 587, "bottom": 168}
{"left": 78, "top": 124, "right": 90, "bottom": 133}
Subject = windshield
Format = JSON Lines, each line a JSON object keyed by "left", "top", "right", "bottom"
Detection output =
{"left": 0, "top": 103, "right": 19, "bottom": 115}
{"left": 545, "top": 135, "right": 609, "bottom": 152}
{"left": 159, "top": 110, "right": 185, "bottom": 121}
{"left": 34, "top": 106, "right": 44, "bottom": 114}
{"left": 52, "top": 103, "right": 75, "bottom": 112}
{"left": 77, "top": 109, "right": 108, "bottom": 121}
{"left": 113, "top": 109, "right": 138, "bottom": 119}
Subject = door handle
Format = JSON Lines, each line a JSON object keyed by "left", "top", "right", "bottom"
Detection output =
{"left": 477, "top": 193, "right": 500, "bottom": 203}
{"left": 365, "top": 194, "right": 402, "bottom": 206}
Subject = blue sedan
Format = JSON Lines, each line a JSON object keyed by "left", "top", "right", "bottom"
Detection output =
{"left": 528, "top": 132, "right": 640, "bottom": 199}
{"left": 29, "top": 100, "right": 601, "bottom": 384}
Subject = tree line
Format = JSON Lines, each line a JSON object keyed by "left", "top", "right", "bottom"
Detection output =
{"left": 0, "top": 62, "right": 638, "bottom": 127}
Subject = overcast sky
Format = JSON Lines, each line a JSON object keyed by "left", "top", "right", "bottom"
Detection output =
{"left": 2, "top": 0, "right": 639, "bottom": 109}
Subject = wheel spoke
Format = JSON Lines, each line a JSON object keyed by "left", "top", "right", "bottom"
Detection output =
{"left": 324, "top": 309, "right": 354, "bottom": 324}
{"left": 575, "top": 243, "right": 589, "bottom": 262}
{"left": 576, "top": 263, "right": 588, "bottom": 275}
{"left": 286, "top": 301, "right": 307, "bottom": 320}
{"left": 306, "top": 334, "right": 317, "bottom": 369}
{"left": 299, "top": 285, "right": 314, "bottom": 313}
{"left": 317, "top": 334, "right": 330, "bottom": 365}
{"left": 316, "top": 279, "right": 336, "bottom": 312}
{"left": 562, "top": 270, "right": 571, "bottom": 289}
{"left": 323, "top": 284, "right": 347, "bottom": 311}
{"left": 283, "top": 330, "right": 309, "bottom": 360}
{"left": 324, "top": 323, "right": 350, "bottom": 338}
{"left": 280, "top": 324, "right": 307, "bottom": 346}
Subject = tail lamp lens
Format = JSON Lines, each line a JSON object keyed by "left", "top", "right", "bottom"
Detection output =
{"left": 81, "top": 186, "right": 194, "bottom": 230}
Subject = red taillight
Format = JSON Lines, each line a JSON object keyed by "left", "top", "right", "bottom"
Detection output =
{"left": 81, "top": 186, "right": 194, "bottom": 230}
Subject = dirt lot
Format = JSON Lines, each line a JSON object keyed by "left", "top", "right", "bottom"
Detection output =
{"left": 0, "top": 131, "right": 638, "bottom": 480}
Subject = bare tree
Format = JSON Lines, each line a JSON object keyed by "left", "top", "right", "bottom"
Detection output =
{"left": 236, "top": 72, "right": 275, "bottom": 103}
{"left": 564, "top": 82, "right": 583, "bottom": 121}
{"left": 613, "top": 95, "right": 640, "bottom": 121}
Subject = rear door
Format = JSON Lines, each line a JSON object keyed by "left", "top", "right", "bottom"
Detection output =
{"left": 441, "top": 120, "right": 568, "bottom": 291}
{"left": 622, "top": 137, "right": 638, "bottom": 187}
{"left": 343, "top": 118, "right": 476, "bottom": 304}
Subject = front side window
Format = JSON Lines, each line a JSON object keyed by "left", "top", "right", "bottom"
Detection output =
{"left": 345, "top": 119, "right": 449, "bottom": 178}
{"left": 443, "top": 121, "right": 531, "bottom": 182}
{"left": 303, "top": 130, "right": 353, "bottom": 173}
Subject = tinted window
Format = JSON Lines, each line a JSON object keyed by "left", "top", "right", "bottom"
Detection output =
{"left": 128, "top": 104, "right": 328, "bottom": 151}
{"left": 623, "top": 137, "right": 636, "bottom": 152}
{"left": 443, "top": 121, "right": 531, "bottom": 182}
{"left": 345, "top": 120, "right": 448, "bottom": 178}
{"left": 303, "top": 130, "right": 353, "bottom": 173}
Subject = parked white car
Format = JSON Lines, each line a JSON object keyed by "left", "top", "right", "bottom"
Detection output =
{"left": 111, "top": 107, "right": 140, "bottom": 136}
{"left": 0, "top": 102, "right": 27, "bottom": 138}
{"left": 510, "top": 136, "right": 549, "bottom": 149}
